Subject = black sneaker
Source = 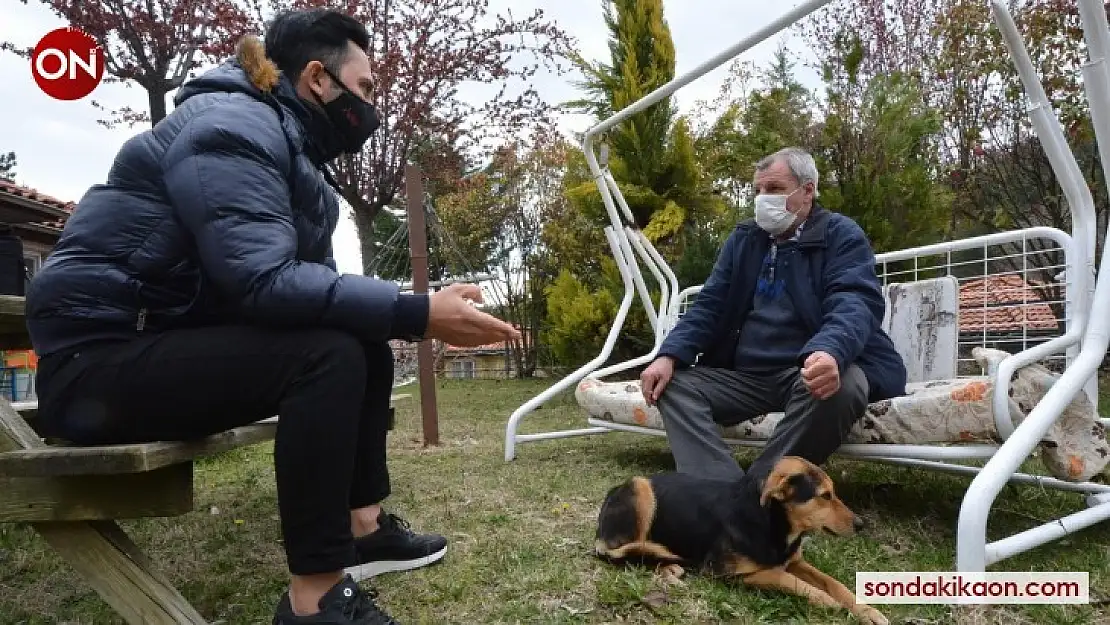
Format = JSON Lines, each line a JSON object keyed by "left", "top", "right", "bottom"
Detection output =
{"left": 272, "top": 574, "right": 398, "bottom": 624}
{"left": 345, "top": 513, "right": 448, "bottom": 581}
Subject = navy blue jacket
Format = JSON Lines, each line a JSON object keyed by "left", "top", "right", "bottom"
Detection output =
{"left": 658, "top": 206, "right": 907, "bottom": 403}
{"left": 26, "top": 42, "right": 426, "bottom": 357}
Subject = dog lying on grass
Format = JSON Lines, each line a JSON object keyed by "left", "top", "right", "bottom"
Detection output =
{"left": 594, "top": 456, "right": 888, "bottom": 625}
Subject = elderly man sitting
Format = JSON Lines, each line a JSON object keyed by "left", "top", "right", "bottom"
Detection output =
{"left": 640, "top": 147, "right": 908, "bottom": 480}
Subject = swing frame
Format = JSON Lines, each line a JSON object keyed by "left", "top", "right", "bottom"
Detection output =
{"left": 504, "top": 0, "right": 1110, "bottom": 573}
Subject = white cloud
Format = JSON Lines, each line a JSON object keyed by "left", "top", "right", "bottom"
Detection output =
{"left": 0, "top": 0, "right": 825, "bottom": 277}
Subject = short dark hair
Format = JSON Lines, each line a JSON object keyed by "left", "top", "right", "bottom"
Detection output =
{"left": 264, "top": 8, "right": 370, "bottom": 79}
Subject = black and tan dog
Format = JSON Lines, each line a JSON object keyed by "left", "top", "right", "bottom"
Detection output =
{"left": 594, "top": 456, "right": 888, "bottom": 625}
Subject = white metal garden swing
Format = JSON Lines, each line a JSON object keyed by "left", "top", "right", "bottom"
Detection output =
{"left": 504, "top": 0, "right": 1110, "bottom": 573}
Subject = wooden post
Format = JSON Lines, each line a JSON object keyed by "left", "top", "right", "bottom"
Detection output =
{"left": 404, "top": 164, "right": 440, "bottom": 446}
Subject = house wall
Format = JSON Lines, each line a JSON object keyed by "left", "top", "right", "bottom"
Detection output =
{"left": 441, "top": 352, "right": 516, "bottom": 379}
{"left": 3, "top": 238, "right": 55, "bottom": 401}
{"left": 22, "top": 240, "right": 51, "bottom": 277}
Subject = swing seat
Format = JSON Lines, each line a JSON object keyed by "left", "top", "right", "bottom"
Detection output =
{"left": 574, "top": 272, "right": 1110, "bottom": 485}
{"left": 576, "top": 346, "right": 1108, "bottom": 481}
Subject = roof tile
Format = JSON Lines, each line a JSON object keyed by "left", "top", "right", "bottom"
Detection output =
{"left": 0, "top": 179, "right": 75, "bottom": 228}
{"left": 958, "top": 275, "right": 1060, "bottom": 333}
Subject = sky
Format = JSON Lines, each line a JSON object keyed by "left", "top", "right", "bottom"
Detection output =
{"left": 0, "top": 0, "right": 825, "bottom": 276}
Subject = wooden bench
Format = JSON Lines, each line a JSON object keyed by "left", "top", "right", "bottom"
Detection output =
{"left": 0, "top": 295, "right": 412, "bottom": 624}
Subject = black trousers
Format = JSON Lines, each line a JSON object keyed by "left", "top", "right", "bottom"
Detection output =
{"left": 34, "top": 326, "right": 394, "bottom": 575}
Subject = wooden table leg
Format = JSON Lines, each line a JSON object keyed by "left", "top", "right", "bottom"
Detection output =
{"left": 0, "top": 400, "right": 208, "bottom": 624}
{"left": 34, "top": 520, "right": 208, "bottom": 624}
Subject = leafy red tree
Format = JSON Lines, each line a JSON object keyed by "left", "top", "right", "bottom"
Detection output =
{"left": 2, "top": 0, "right": 253, "bottom": 127}
{"left": 802, "top": 0, "right": 1104, "bottom": 316}
{"left": 799, "top": 0, "right": 948, "bottom": 83}
{"left": 798, "top": 0, "right": 1095, "bottom": 214}
{"left": 938, "top": 0, "right": 1108, "bottom": 265}
{"left": 254, "top": 0, "right": 574, "bottom": 273}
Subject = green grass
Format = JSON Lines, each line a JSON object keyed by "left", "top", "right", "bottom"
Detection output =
{"left": 2, "top": 376, "right": 1110, "bottom": 624}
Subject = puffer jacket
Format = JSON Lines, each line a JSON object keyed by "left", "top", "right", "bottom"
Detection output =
{"left": 26, "top": 37, "right": 425, "bottom": 357}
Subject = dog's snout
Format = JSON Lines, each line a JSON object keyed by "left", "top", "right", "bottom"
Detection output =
{"left": 852, "top": 515, "right": 866, "bottom": 532}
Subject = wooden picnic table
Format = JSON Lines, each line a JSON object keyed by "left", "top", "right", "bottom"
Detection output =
{"left": 0, "top": 295, "right": 409, "bottom": 623}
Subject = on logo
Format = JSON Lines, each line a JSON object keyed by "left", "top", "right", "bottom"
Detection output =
{"left": 31, "top": 27, "right": 105, "bottom": 101}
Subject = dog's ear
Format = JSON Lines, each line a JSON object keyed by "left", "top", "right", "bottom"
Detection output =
{"left": 761, "top": 472, "right": 815, "bottom": 506}
{"left": 759, "top": 472, "right": 780, "bottom": 507}
{"left": 790, "top": 472, "right": 817, "bottom": 502}
{"left": 759, "top": 471, "right": 795, "bottom": 506}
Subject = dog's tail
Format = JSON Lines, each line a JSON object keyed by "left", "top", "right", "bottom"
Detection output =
{"left": 597, "top": 540, "right": 684, "bottom": 563}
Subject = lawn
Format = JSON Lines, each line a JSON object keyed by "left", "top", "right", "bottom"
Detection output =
{"left": 2, "top": 377, "right": 1110, "bottom": 624}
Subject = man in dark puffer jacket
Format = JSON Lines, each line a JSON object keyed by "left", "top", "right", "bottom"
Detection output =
{"left": 26, "top": 9, "right": 518, "bottom": 625}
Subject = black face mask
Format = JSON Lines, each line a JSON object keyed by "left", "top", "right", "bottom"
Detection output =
{"left": 305, "top": 67, "right": 380, "bottom": 164}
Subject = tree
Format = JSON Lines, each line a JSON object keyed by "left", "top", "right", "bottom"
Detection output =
{"left": 798, "top": 0, "right": 1100, "bottom": 329}
{"left": 743, "top": 48, "right": 817, "bottom": 159}
{"left": 801, "top": 0, "right": 1104, "bottom": 257}
{"left": 3, "top": 0, "right": 253, "bottom": 127}
{"left": 555, "top": 0, "right": 727, "bottom": 279}
{"left": 927, "top": 0, "right": 1001, "bottom": 226}
{"left": 540, "top": 146, "right": 611, "bottom": 284}
{"left": 542, "top": 266, "right": 617, "bottom": 368}
{"left": 567, "top": 0, "right": 676, "bottom": 218}
{"left": 259, "top": 0, "right": 573, "bottom": 274}
{"left": 434, "top": 130, "right": 572, "bottom": 377}
{"left": 799, "top": 0, "right": 949, "bottom": 88}
{"left": 488, "top": 132, "right": 571, "bottom": 378}
{"left": 430, "top": 174, "right": 503, "bottom": 282}
{"left": 542, "top": 0, "right": 730, "bottom": 371}
{"left": 363, "top": 130, "right": 571, "bottom": 377}
{"left": 937, "top": 0, "right": 1106, "bottom": 261}
{"left": 542, "top": 252, "right": 656, "bottom": 370}
{"left": 363, "top": 131, "right": 475, "bottom": 284}
{"left": 695, "top": 45, "right": 816, "bottom": 216}
{"left": 0, "top": 152, "right": 16, "bottom": 180}
{"left": 797, "top": 2, "right": 954, "bottom": 252}
{"left": 565, "top": 0, "right": 722, "bottom": 243}
{"left": 817, "top": 71, "right": 953, "bottom": 253}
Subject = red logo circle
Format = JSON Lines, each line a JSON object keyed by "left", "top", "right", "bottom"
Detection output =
{"left": 31, "top": 27, "right": 105, "bottom": 101}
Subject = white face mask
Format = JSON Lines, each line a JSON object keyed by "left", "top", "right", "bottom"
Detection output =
{"left": 754, "top": 187, "right": 803, "bottom": 236}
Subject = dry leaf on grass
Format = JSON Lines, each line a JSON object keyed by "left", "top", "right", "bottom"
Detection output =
{"left": 560, "top": 604, "right": 594, "bottom": 615}
{"left": 641, "top": 589, "right": 671, "bottom": 610}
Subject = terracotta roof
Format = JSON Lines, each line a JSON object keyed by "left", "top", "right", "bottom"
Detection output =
{"left": 0, "top": 178, "right": 75, "bottom": 228}
{"left": 444, "top": 340, "right": 510, "bottom": 354}
{"left": 958, "top": 275, "right": 1059, "bottom": 333}
{"left": 0, "top": 179, "right": 75, "bottom": 211}
{"left": 441, "top": 325, "right": 529, "bottom": 354}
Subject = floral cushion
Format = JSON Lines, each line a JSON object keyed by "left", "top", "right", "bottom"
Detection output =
{"left": 575, "top": 348, "right": 1109, "bottom": 482}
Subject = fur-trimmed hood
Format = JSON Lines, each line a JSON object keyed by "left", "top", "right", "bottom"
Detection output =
{"left": 235, "top": 35, "right": 281, "bottom": 92}
{"left": 173, "top": 34, "right": 285, "bottom": 106}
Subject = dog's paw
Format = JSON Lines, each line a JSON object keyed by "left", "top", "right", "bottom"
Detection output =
{"left": 855, "top": 605, "right": 889, "bottom": 625}
{"left": 655, "top": 563, "right": 686, "bottom": 587}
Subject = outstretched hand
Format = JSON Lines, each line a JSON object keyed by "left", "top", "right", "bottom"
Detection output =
{"left": 425, "top": 283, "right": 520, "bottom": 347}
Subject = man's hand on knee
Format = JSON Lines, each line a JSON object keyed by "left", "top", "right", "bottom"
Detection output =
{"left": 801, "top": 351, "right": 840, "bottom": 400}
{"left": 640, "top": 356, "right": 676, "bottom": 406}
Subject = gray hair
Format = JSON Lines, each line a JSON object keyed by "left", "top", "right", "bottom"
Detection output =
{"left": 755, "top": 147, "right": 820, "bottom": 197}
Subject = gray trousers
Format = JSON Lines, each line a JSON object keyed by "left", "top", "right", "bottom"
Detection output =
{"left": 656, "top": 365, "right": 869, "bottom": 481}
